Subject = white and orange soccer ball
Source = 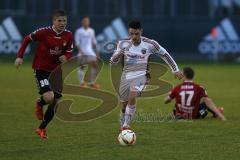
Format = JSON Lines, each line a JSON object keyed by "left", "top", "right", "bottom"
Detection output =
{"left": 118, "top": 129, "right": 136, "bottom": 146}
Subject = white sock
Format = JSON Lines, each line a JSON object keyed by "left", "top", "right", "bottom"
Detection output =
{"left": 120, "top": 112, "right": 125, "bottom": 127}
{"left": 90, "top": 67, "right": 97, "bottom": 84}
{"left": 77, "top": 68, "right": 85, "bottom": 84}
{"left": 123, "top": 105, "right": 136, "bottom": 128}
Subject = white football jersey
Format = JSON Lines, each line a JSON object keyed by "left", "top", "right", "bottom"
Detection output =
{"left": 111, "top": 36, "right": 179, "bottom": 79}
{"left": 74, "top": 27, "right": 97, "bottom": 56}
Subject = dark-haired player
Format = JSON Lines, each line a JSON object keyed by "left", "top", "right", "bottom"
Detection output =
{"left": 165, "top": 67, "right": 226, "bottom": 120}
{"left": 15, "top": 10, "right": 73, "bottom": 139}
{"left": 110, "top": 20, "right": 183, "bottom": 130}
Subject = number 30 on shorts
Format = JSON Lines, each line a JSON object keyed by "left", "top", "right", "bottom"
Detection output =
{"left": 40, "top": 79, "right": 49, "bottom": 87}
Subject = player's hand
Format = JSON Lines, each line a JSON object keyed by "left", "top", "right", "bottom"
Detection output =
{"left": 96, "top": 52, "right": 100, "bottom": 59}
{"left": 174, "top": 71, "right": 184, "bottom": 80}
{"left": 118, "top": 48, "right": 126, "bottom": 55}
{"left": 15, "top": 58, "right": 23, "bottom": 68}
{"left": 164, "top": 96, "right": 172, "bottom": 104}
{"left": 110, "top": 49, "right": 125, "bottom": 65}
{"left": 59, "top": 55, "right": 67, "bottom": 63}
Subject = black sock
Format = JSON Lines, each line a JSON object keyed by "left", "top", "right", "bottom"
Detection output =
{"left": 207, "top": 108, "right": 215, "bottom": 115}
{"left": 38, "top": 96, "right": 46, "bottom": 107}
{"left": 39, "top": 104, "right": 55, "bottom": 129}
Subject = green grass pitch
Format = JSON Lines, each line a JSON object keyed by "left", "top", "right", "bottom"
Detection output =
{"left": 0, "top": 60, "right": 240, "bottom": 160}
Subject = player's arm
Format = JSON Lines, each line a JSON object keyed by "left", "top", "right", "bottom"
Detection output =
{"left": 110, "top": 41, "right": 125, "bottom": 64}
{"left": 74, "top": 30, "right": 84, "bottom": 55}
{"left": 202, "top": 97, "right": 226, "bottom": 121}
{"left": 92, "top": 30, "right": 100, "bottom": 58}
{"left": 164, "top": 95, "right": 172, "bottom": 104}
{"left": 164, "top": 87, "right": 177, "bottom": 104}
{"left": 151, "top": 40, "right": 183, "bottom": 79}
{"left": 15, "top": 28, "right": 45, "bottom": 68}
{"left": 59, "top": 34, "right": 73, "bottom": 63}
{"left": 15, "top": 34, "right": 32, "bottom": 68}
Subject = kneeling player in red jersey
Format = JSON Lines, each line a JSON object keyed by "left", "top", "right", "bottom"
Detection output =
{"left": 15, "top": 10, "right": 73, "bottom": 139}
{"left": 165, "top": 67, "right": 226, "bottom": 121}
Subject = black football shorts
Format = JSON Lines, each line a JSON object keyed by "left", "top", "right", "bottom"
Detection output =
{"left": 34, "top": 69, "right": 62, "bottom": 99}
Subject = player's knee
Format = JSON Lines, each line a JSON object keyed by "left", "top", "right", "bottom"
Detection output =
{"left": 92, "top": 62, "right": 98, "bottom": 68}
{"left": 79, "top": 66, "right": 84, "bottom": 70}
{"left": 121, "top": 102, "right": 128, "bottom": 112}
{"left": 128, "top": 97, "right": 136, "bottom": 105}
{"left": 43, "top": 91, "right": 54, "bottom": 104}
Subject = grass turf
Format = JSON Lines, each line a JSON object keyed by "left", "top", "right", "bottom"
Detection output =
{"left": 0, "top": 61, "right": 240, "bottom": 160}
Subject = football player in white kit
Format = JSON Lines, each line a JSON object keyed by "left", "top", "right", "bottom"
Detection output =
{"left": 75, "top": 16, "right": 100, "bottom": 89}
{"left": 110, "top": 20, "right": 183, "bottom": 130}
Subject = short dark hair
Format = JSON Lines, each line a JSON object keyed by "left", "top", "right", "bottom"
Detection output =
{"left": 82, "top": 16, "right": 90, "bottom": 20}
{"left": 183, "top": 67, "right": 195, "bottom": 79}
{"left": 52, "top": 10, "right": 67, "bottom": 20}
{"left": 128, "top": 20, "right": 142, "bottom": 29}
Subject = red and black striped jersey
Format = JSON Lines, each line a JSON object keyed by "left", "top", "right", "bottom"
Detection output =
{"left": 18, "top": 26, "right": 73, "bottom": 72}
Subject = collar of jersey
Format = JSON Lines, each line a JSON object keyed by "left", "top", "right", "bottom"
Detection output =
{"left": 131, "top": 39, "right": 142, "bottom": 47}
{"left": 184, "top": 80, "right": 193, "bottom": 83}
{"left": 52, "top": 26, "right": 64, "bottom": 35}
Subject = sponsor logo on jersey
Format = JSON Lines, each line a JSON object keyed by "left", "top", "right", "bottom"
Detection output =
{"left": 141, "top": 48, "right": 147, "bottom": 54}
{"left": 126, "top": 54, "right": 145, "bottom": 59}
{"left": 50, "top": 46, "right": 62, "bottom": 55}
{"left": 63, "top": 40, "right": 67, "bottom": 47}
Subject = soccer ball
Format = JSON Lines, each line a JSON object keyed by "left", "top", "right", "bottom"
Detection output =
{"left": 118, "top": 129, "right": 136, "bottom": 146}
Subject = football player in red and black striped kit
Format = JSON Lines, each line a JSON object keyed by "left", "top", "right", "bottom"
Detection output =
{"left": 165, "top": 67, "right": 226, "bottom": 121}
{"left": 15, "top": 10, "right": 73, "bottom": 139}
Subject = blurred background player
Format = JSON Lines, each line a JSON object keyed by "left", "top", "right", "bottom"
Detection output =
{"left": 74, "top": 16, "right": 100, "bottom": 89}
{"left": 110, "top": 20, "right": 183, "bottom": 130}
{"left": 14, "top": 10, "right": 73, "bottom": 139}
{"left": 165, "top": 67, "right": 226, "bottom": 120}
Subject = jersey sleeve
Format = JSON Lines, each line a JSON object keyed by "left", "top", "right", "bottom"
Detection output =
{"left": 91, "top": 29, "right": 97, "bottom": 45}
{"left": 168, "top": 87, "right": 177, "bottom": 99}
{"left": 29, "top": 27, "right": 46, "bottom": 41}
{"left": 169, "top": 86, "right": 178, "bottom": 99}
{"left": 74, "top": 29, "right": 81, "bottom": 47}
{"left": 110, "top": 41, "right": 122, "bottom": 64}
{"left": 150, "top": 40, "right": 179, "bottom": 73}
{"left": 17, "top": 35, "right": 32, "bottom": 58}
{"left": 199, "top": 86, "right": 208, "bottom": 98}
{"left": 150, "top": 40, "right": 166, "bottom": 55}
{"left": 17, "top": 27, "right": 47, "bottom": 58}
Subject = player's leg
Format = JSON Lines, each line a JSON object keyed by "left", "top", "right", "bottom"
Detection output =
{"left": 120, "top": 101, "right": 128, "bottom": 127}
{"left": 35, "top": 68, "right": 63, "bottom": 139}
{"left": 122, "top": 76, "right": 146, "bottom": 129}
{"left": 200, "top": 102, "right": 224, "bottom": 118}
{"left": 42, "top": 91, "right": 55, "bottom": 103}
{"left": 197, "top": 102, "right": 208, "bottom": 119}
{"left": 34, "top": 70, "right": 54, "bottom": 120}
{"left": 119, "top": 75, "right": 131, "bottom": 128}
{"left": 77, "top": 55, "right": 87, "bottom": 87}
{"left": 38, "top": 94, "right": 60, "bottom": 129}
{"left": 36, "top": 90, "right": 62, "bottom": 139}
{"left": 35, "top": 91, "right": 55, "bottom": 119}
{"left": 41, "top": 68, "right": 63, "bottom": 128}
{"left": 122, "top": 91, "right": 138, "bottom": 129}
{"left": 36, "top": 96, "right": 59, "bottom": 139}
{"left": 88, "top": 56, "right": 99, "bottom": 89}
{"left": 77, "top": 65, "right": 86, "bottom": 87}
